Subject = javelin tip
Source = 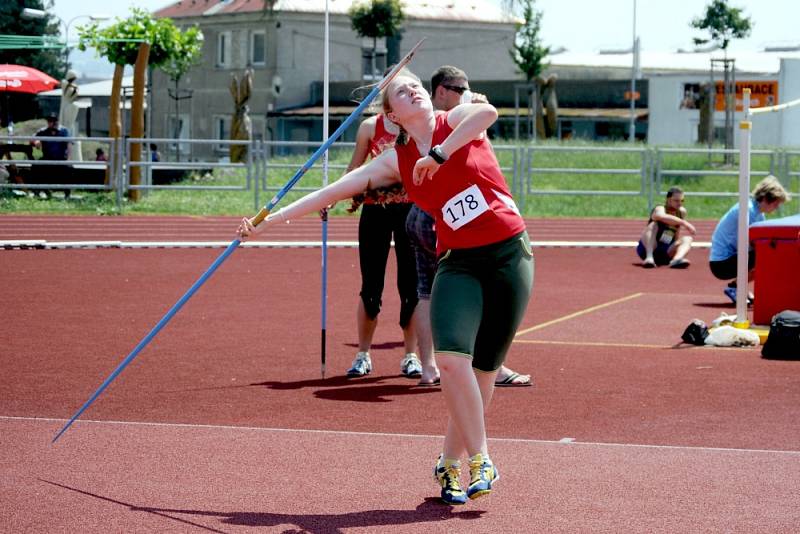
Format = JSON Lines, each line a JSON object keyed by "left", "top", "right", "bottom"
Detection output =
{"left": 377, "top": 39, "right": 426, "bottom": 91}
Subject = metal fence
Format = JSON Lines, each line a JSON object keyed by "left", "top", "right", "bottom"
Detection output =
{"left": 521, "top": 145, "right": 649, "bottom": 213}
{"left": 2, "top": 136, "right": 798, "bottom": 213}
{"left": 0, "top": 134, "right": 113, "bottom": 195}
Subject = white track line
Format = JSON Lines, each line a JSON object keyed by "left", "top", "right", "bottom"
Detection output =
{"left": 1, "top": 240, "right": 713, "bottom": 250}
{"left": 3, "top": 415, "right": 797, "bottom": 456}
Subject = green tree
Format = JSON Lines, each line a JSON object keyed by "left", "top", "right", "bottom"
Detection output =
{"left": 78, "top": 8, "right": 203, "bottom": 197}
{"left": 509, "top": 0, "right": 550, "bottom": 139}
{"left": 510, "top": 0, "right": 549, "bottom": 82}
{"left": 691, "top": 0, "right": 753, "bottom": 58}
{"left": 0, "top": 1, "right": 66, "bottom": 125}
{"left": 157, "top": 25, "right": 203, "bottom": 150}
{"left": 348, "top": 0, "right": 404, "bottom": 80}
{"left": 691, "top": 0, "right": 752, "bottom": 153}
{"left": 0, "top": 0, "right": 64, "bottom": 77}
{"left": 78, "top": 8, "right": 201, "bottom": 69}
{"left": 158, "top": 25, "right": 203, "bottom": 83}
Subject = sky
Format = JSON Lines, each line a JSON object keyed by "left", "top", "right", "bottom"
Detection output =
{"left": 51, "top": 0, "right": 800, "bottom": 77}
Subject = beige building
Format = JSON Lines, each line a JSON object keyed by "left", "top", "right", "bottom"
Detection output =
{"left": 151, "top": 0, "right": 519, "bottom": 158}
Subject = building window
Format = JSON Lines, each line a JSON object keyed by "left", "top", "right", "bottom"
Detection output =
{"left": 361, "top": 37, "right": 386, "bottom": 81}
{"left": 214, "top": 115, "right": 231, "bottom": 152}
{"left": 217, "top": 31, "right": 232, "bottom": 68}
{"left": 250, "top": 30, "right": 266, "bottom": 66}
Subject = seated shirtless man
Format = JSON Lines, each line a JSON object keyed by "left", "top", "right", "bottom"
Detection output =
{"left": 637, "top": 187, "right": 696, "bottom": 269}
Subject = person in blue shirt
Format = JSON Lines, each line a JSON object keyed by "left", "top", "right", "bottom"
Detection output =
{"left": 31, "top": 113, "right": 71, "bottom": 198}
{"left": 32, "top": 113, "right": 70, "bottom": 161}
{"left": 709, "top": 175, "right": 789, "bottom": 304}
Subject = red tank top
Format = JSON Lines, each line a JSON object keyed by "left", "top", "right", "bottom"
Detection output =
{"left": 394, "top": 112, "right": 526, "bottom": 254}
{"left": 358, "top": 115, "right": 408, "bottom": 206}
{"left": 368, "top": 114, "right": 396, "bottom": 158}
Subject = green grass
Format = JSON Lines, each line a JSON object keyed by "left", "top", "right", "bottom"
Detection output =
{"left": 1, "top": 139, "right": 797, "bottom": 220}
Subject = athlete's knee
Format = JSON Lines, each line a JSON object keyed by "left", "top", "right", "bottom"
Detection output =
{"left": 399, "top": 295, "right": 419, "bottom": 329}
{"left": 360, "top": 292, "right": 382, "bottom": 319}
{"left": 436, "top": 352, "right": 472, "bottom": 375}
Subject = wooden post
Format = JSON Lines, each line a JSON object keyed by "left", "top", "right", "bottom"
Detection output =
{"left": 106, "top": 64, "right": 124, "bottom": 186}
{"left": 129, "top": 42, "right": 151, "bottom": 201}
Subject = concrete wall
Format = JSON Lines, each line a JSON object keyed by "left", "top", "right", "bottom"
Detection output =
{"left": 648, "top": 75, "right": 706, "bottom": 145}
{"left": 778, "top": 59, "right": 800, "bottom": 147}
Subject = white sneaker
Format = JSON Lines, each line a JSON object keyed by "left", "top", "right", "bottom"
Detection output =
{"left": 346, "top": 351, "right": 372, "bottom": 377}
{"left": 400, "top": 353, "right": 422, "bottom": 377}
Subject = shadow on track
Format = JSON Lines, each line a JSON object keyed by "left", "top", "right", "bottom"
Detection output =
{"left": 251, "top": 375, "right": 440, "bottom": 403}
{"left": 41, "top": 479, "right": 484, "bottom": 533}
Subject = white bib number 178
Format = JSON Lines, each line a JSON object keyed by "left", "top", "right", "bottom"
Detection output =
{"left": 441, "top": 184, "right": 490, "bottom": 231}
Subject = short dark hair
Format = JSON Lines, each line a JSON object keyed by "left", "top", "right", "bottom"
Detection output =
{"left": 431, "top": 65, "right": 467, "bottom": 96}
{"left": 666, "top": 186, "right": 683, "bottom": 199}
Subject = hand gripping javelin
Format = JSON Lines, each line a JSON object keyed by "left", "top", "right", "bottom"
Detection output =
{"left": 52, "top": 39, "right": 425, "bottom": 443}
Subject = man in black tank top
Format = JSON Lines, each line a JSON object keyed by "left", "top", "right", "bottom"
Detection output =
{"left": 637, "top": 187, "right": 697, "bottom": 268}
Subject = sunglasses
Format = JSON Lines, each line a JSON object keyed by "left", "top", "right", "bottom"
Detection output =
{"left": 441, "top": 84, "right": 469, "bottom": 95}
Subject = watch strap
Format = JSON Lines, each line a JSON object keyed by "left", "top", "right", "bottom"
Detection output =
{"left": 428, "top": 145, "right": 447, "bottom": 164}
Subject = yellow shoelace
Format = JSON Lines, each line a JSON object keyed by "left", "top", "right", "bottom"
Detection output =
{"left": 469, "top": 457, "right": 492, "bottom": 485}
{"left": 439, "top": 465, "right": 463, "bottom": 493}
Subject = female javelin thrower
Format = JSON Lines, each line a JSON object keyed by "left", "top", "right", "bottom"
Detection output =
{"left": 238, "top": 69, "right": 533, "bottom": 505}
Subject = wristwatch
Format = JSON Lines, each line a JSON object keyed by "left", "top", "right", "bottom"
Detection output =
{"left": 428, "top": 145, "right": 448, "bottom": 164}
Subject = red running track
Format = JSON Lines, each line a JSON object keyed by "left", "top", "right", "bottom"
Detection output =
{"left": 0, "top": 214, "right": 718, "bottom": 243}
{"left": 1, "top": 221, "right": 798, "bottom": 532}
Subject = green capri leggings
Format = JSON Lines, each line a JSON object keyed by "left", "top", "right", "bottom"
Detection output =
{"left": 431, "top": 231, "right": 534, "bottom": 372}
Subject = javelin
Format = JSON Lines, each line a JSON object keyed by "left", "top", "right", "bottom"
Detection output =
{"left": 52, "top": 39, "right": 425, "bottom": 443}
{"left": 320, "top": 0, "right": 331, "bottom": 379}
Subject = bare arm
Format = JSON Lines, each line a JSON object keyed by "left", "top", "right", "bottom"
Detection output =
{"left": 238, "top": 149, "right": 400, "bottom": 239}
{"left": 412, "top": 103, "right": 498, "bottom": 184}
{"left": 442, "top": 103, "right": 497, "bottom": 152}
{"left": 651, "top": 206, "right": 696, "bottom": 235}
{"left": 346, "top": 118, "right": 376, "bottom": 173}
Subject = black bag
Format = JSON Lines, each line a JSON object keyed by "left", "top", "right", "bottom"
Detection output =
{"left": 762, "top": 310, "right": 800, "bottom": 360}
{"left": 681, "top": 319, "right": 709, "bottom": 346}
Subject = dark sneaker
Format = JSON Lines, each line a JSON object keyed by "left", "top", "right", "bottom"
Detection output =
{"left": 346, "top": 351, "right": 372, "bottom": 377}
{"left": 467, "top": 453, "right": 499, "bottom": 500}
{"left": 434, "top": 456, "right": 467, "bottom": 505}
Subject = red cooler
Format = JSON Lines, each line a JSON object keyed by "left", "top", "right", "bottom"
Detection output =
{"left": 749, "top": 214, "right": 800, "bottom": 325}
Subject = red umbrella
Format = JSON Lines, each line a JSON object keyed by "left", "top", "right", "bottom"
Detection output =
{"left": 0, "top": 64, "right": 59, "bottom": 94}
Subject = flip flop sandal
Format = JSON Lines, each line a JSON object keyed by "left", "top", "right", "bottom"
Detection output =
{"left": 416, "top": 377, "right": 440, "bottom": 387}
{"left": 495, "top": 372, "right": 532, "bottom": 387}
